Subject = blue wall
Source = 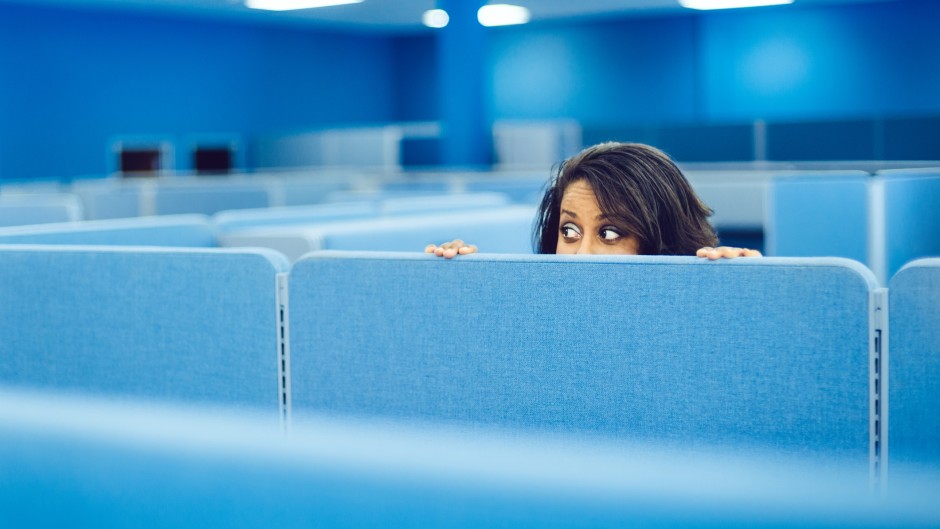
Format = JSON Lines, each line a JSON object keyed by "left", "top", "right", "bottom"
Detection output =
{"left": 700, "top": 0, "right": 940, "bottom": 122}
{"left": 391, "top": 36, "right": 437, "bottom": 123}
{"left": 489, "top": 16, "right": 700, "bottom": 125}
{"left": 487, "top": 0, "right": 940, "bottom": 127}
{"left": 1, "top": 0, "right": 939, "bottom": 179}
{"left": 0, "top": 4, "right": 396, "bottom": 180}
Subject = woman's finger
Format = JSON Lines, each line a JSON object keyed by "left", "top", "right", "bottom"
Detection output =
{"left": 457, "top": 245, "right": 478, "bottom": 255}
{"left": 714, "top": 246, "right": 735, "bottom": 258}
{"left": 428, "top": 239, "right": 474, "bottom": 258}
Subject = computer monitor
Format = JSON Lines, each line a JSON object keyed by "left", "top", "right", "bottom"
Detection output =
{"left": 119, "top": 147, "right": 163, "bottom": 177}
{"left": 193, "top": 146, "right": 233, "bottom": 175}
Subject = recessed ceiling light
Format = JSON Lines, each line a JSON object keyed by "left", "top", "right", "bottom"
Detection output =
{"left": 245, "top": 0, "right": 364, "bottom": 12}
{"left": 477, "top": 4, "right": 531, "bottom": 27}
{"left": 423, "top": 9, "right": 450, "bottom": 29}
{"left": 679, "top": 0, "right": 793, "bottom": 10}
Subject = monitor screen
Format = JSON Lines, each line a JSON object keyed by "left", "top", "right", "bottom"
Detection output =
{"left": 194, "top": 147, "right": 233, "bottom": 175}
{"left": 119, "top": 148, "right": 162, "bottom": 176}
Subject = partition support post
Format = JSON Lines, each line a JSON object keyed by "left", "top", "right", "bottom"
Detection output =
{"left": 870, "top": 287, "right": 889, "bottom": 492}
{"left": 276, "top": 273, "right": 292, "bottom": 433}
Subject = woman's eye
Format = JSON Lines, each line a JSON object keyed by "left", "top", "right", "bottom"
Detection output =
{"left": 560, "top": 223, "right": 582, "bottom": 239}
{"left": 600, "top": 227, "right": 623, "bottom": 241}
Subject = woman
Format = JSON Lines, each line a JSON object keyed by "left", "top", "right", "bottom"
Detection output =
{"left": 426, "top": 142, "right": 761, "bottom": 259}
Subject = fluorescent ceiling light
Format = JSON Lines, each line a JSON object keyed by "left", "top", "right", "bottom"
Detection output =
{"left": 679, "top": 0, "right": 793, "bottom": 10}
{"left": 423, "top": 9, "right": 450, "bottom": 28}
{"left": 245, "top": 0, "right": 363, "bottom": 11}
{"left": 477, "top": 4, "right": 531, "bottom": 27}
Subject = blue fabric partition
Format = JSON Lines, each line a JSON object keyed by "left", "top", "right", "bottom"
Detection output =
{"left": 0, "top": 193, "right": 84, "bottom": 226}
{"left": 875, "top": 169, "right": 940, "bottom": 281}
{"left": 3, "top": 388, "right": 938, "bottom": 528}
{"left": 288, "top": 252, "right": 877, "bottom": 468}
{"left": 888, "top": 258, "right": 940, "bottom": 473}
{"left": 462, "top": 176, "right": 547, "bottom": 204}
{"left": 221, "top": 206, "right": 536, "bottom": 261}
{"left": 0, "top": 214, "right": 217, "bottom": 247}
{"left": 213, "top": 201, "right": 379, "bottom": 233}
{"left": 154, "top": 183, "right": 272, "bottom": 215}
{"left": 212, "top": 193, "right": 512, "bottom": 234}
{"left": 378, "top": 192, "right": 510, "bottom": 215}
{"left": 317, "top": 207, "right": 534, "bottom": 253}
{"left": 325, "top": 189, "right": 452, "bottom": 203}
{"left": 265, "top": 176, "right": 356, "bottom": 207}
{"left": 0, "top": 246, "right": 289, "bottom": 411}
{"left": 71, "top": 180, "right": 143, "bottom": 220}
{"left": 765, "top": 171, "right": 871, "bottom": 263}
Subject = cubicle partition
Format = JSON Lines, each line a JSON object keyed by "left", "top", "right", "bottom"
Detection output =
{"left": 220, "top": 206, "right": 536, "bottom": 261}
{"left": 0, "top": 214, "right": 217, "bottom": 247}
{"left": 153, "top": 182, "right": 272, "bottom": 215}
{"left": 212, "top": 192, "right": 512, "bottom": 234}
{"left": 69, "top": 174, "right": 361, "bottom": 220}
{"left": 0, "top": 193, "right": 84, "bottom": 227}
{"left": 288, "top": 252, "right": 880, "bottom": 476}
{"left": 874, "top": 169, "right": 940, "bottom": 283}
{"left": 3, "top": 246, "right": 940, "bottom": 516}
{"left": 4, "top": 387, "right": 937, "bottom": 529}
{"left": 764, "top": 171, "right": 871, "bottom": 264}
{"left": 0, "top": 246, "right": 288, "bottom": 415}
{"left": 767, "top": 167, "right": 940, "bottom": 284}
{"left": 888, "top": 258, "right": 940, "bottom": 477}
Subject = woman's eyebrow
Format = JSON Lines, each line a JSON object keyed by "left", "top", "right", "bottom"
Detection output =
{"left": 560, "top": 209, "right": 578, "bottom": 218}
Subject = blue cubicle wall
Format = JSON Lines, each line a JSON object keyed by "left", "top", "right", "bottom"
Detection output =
{"left": 0, "top": 215, "right": 217, "bottom": 247}
{"left": 289, "top": 252, "right": 877, "bottom": 472}
{"left": 9, "top": 244, "right": 940, "bottom": 498}
{"left": 876, "top": 169, "right": 940, "bottom": 282}
{"left": 0, "top": 246, "right": 288, "bottom": 412}
{"left": 0, "top": 193, "right": 83, "bottom": 226}
{"left": 765, "top": 172, "right": 870, "bottom": 264}
{"left": 220, "top": 206, "right": 536, "bottom": 262}
{"left": 889, "top": 259, "right": 940, "bottom": 474}
{"left": 767, "top": 168, "right": 940, "bottom": 284}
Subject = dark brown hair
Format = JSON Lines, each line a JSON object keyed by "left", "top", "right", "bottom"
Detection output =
{"left": 533, "top": 142, "right": 718, "bottom": 255}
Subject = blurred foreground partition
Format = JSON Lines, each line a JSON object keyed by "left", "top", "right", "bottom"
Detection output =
{"left": 2, "top": 387, "right": 938, "bottom": 528}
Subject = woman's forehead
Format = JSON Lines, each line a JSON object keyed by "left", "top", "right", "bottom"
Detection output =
{"left": 560, "top": 180, "right": 598, "bottom": 203}
{"left": 559, "top": 180, "right": 606, "bottom": 216}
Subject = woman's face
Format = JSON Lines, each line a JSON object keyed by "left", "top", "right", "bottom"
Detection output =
{"left": 555, "top": 180, "right": 640, "bottom": 255}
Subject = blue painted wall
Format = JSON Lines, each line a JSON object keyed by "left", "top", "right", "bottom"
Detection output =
{"left": 0, "top": 3, "right": 396, "bottom": 180}
{"left": 700, "top": 0, "right": 940, "bottom": 122}
{"left": 487, "top": 0, "right": 940, "bottom": 127}
{"left": 391, "top": 36, "right": 437, "bottom": 123}
{"left": 1, "top": 0, "right": 939, "bottom": 179}
{"left": 489, "top": 15, "right": 700, "bottom": 126}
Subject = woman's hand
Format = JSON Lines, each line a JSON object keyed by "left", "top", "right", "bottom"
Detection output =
{"left": 425, "top": 239, "right": 478, "bottom": 259}
{"left": 696, "top": 246, "right": 763, "bottom": 260}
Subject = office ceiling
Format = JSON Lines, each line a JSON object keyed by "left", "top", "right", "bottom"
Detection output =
{"left": 1, "top": 0, "right": 897, "bottom": 33}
